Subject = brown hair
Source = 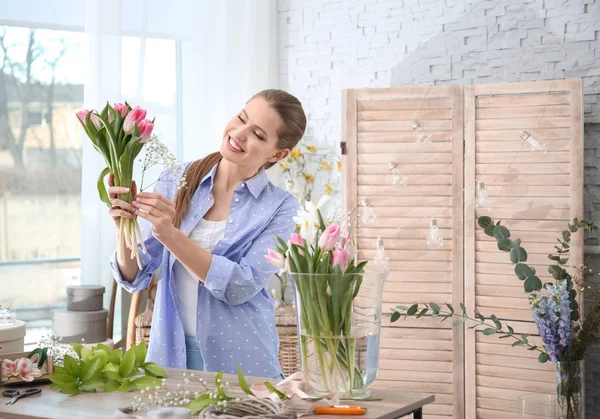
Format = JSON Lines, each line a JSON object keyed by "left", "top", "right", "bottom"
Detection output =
{"left": 173, "top": 89, "right": 307, "bottom": 228}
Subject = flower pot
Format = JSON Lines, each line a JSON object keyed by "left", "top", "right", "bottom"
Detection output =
{"left": 287, "top": 267, "right": 388, "bottom": 399}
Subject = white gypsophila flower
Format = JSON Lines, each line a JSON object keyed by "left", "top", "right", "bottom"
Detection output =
{"left": 37, "top": 331, "right": 80, "bottom": 366}
{"left": 140, "top": 134, "right": 187, "bottom": 191}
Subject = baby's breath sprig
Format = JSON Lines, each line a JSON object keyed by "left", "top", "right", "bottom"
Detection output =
{"left": 36, "top": 331, "right": 81, "bottom": 366}
{"left": 130, "top": 371, "right": 236, "bottom": 414}
{"left": 139, "top": 134, "right": 187, "bottom": 193}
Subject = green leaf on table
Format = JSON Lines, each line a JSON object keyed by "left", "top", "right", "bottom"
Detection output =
{"left": 80, "top": 346, "right": 93, "bottom": 361}
{"left": 406, "top": 304, "right": 418, "bottom": 316}
{"left": 142, "top": 362, "right": 167, "bottom": 378}
{"left": 548, "top": 254, "right": 560, "bottom": 262}
{"left": 58, "top": 381, "right": 81, "bottom": 395}
{"left": 507, "top": 325, "right": 514, "bottom": 334}
{"left": 483, "top": 328, "right": 497, "bottom": 336}
{"left": 474, "top": 310, "right": 485, "bottom": 322}
{"left": 558, "top": 258, "right": 569, "bottom": 265}
{"left": 237, "top": 365, "right": 255, "bottom": 396}
{"left": 109, "top": 349, "right": 123, "bottom": 365}
{"left": 63, "top": 355, "right": 80, "bottom": 377}
{"left": 118, "top": 349, "right": 136, "bottom": 378}
{"left": 390, "top": 311, "right": 401, "bottom": 323}
{"left": 512, "top": 341, "right": 524, "bottom": 347}
{"left": 521, "top": 334, "right": 529, "bottom": 344}
{"left": 446, "top": 303, "right": 454, "bottom": 314}
{"left": 49, "top": 373, "right": 77, "bottom": 388}
{"left": 429, "top": 303, "right": 441, "bottom": 315}
{"left": 186, "top": 394, "right": 214, "bottom": 416}
{"left": 80, "top": 357, "right": 101, "bottom": 381}
{"left": 133, "top": 342, "right": 148, "bottom": 366}
{"left": 538, "top": 353, "right": 550, "bottom": 363}
{"left": 460, "top": 303, "right": 467, "bottom": 315}
{"left": 132, "top": 376, "right": 163, "bottom": 390}
{"left": 103, "top": 370, "right": 121, "bottom": 381}
{"left": 265, "top": 382, "right": 288, "bottom": 400}
{"left": 80, "top": 372, "right": 105, "bottom": 392}
{"left": 103, "top": 363, "right": 118, "bottom": 373}
{"left": 104, "top": 379, "right": 121, "bottom": 393}
{"left": 71, "top": 343, "right": 83, "bottom": 358}
{"left": 119, "top": 379, "right": 135, "bottom": 392}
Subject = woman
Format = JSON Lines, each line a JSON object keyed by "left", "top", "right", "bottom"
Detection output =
{"left": 108, "top": 89, "right": 306, "bottom": 378}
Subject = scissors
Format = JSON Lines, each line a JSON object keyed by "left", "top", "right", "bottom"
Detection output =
{"left": 3, "top": 388, "right": 42, "bottom": 405}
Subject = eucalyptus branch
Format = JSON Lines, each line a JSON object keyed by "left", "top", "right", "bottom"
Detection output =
{"left": 391, "top": 302, "right": 549, "bottom": 362}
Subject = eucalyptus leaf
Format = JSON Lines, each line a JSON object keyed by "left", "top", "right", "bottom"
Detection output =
{"left": 477, "top": 216, "right": 492, "bottom": 228}
{"left": 406, "top": 304, "right": 418, "bottom": 316}
{"left": 483, "top": 328, "right": 497, "bottom": 336}
{"left": 538, "top": 353, "right": 550, "bottom": 363}
{"left": 524, "top": 276, "right": 543, "bottom": 292}
{"left": 390, "top": 311, "right": 401, "bottom": 322}
{"left": 493, "top": 225, "right": 510, "bottom": 241}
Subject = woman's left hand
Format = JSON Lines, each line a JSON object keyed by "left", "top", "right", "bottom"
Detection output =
{"left": 132, "top": 192, "right": 177, "bottom": 242}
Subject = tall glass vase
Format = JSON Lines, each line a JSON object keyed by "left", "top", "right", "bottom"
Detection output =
{"left": 287, "top": 267, "right": 388, "bottom": 400}
{"left": 556, "top": 361, "right": 584, "bottom": 419}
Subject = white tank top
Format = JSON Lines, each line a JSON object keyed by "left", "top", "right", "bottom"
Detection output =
{"left": 172, "top": 218, "right": 227, "bottom": 336}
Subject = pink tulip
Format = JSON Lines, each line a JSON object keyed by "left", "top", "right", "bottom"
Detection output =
{"left": 332, "top": 247, "right": 349, "bottom": 272}
{"left": 123, "top": 106, "right": 147, "bottom": 134}
{"left": 318, "top": 223, "right": 341, "bottom": 252}
{"left": 138, "top": 119, "right": 154, "bottom": 142}
{"left": 77, "top": 109, "right": 101, "bottom": 130}
{"left": 289, "top": 233, "right": 304, "bottom": 247}
{"left": 113, "top": 103, "right": 127, "bottom": 117}
{"left": 265, "top": 249, "right": 285, "bottom": 269}
{"left": 15, "top": 357, "right": 42, "bottom": 382}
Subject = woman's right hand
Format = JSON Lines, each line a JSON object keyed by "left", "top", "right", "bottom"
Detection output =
{"left": 108, "top": 173, "right": 138, "bottom": 228}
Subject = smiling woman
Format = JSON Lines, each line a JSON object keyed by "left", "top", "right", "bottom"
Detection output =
{"left": 109, "top": 89, "right": 307, "bottom": 378}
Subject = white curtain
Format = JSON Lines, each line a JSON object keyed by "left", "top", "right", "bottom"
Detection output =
{"left": 79, "top": 0, "right": 278, "bottom": 302}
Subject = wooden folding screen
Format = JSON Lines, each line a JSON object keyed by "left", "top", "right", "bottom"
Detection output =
{"left": 342, "top": 79, "right": 583, "bottom": 419}
{"left": 342, "top": 86, "right": 465, "bottom": 419}
{"left": 464, "top": 80, "right": 583, "bottom": 418}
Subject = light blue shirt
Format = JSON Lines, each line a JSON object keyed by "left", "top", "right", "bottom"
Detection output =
{"left": 110, "top": 162, "right": 298, "bottom": 378}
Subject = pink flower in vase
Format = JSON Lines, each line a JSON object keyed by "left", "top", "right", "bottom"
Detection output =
{"left": 16, "top": 357, "right": 42, "bottom": 382}
{"left": 265, "top": 249, "right": 285, "bottom": 269}
{"left": 2, "top": 359, "right": 18, "bottom": 378}
{"left": 289, "top": 233, "right": 304, "bottom": 255}
{"left": 318, "top": 223, "right": 341, "bottom": 252}
{"left": 332, "top": 247, "right": 349, "bottom": 272}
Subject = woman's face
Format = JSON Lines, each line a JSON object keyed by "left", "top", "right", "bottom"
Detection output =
{"left": 220, "top": 97, "right": 289, "bottom": 172}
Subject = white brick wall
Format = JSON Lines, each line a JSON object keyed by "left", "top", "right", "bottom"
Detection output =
{"left": 277, "top": 0, "right": 600, "bottom": 416}
{"left": 278, "top": 0, "right": 600, "bottom": 205}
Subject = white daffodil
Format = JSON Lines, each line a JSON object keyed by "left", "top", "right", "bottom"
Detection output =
{"left": 293, "top": 195, "right": 331, "bottom": 242}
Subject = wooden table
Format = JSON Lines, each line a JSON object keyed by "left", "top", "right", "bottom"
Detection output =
{"left": 0, "top": 368, "right": 434, "bottom": 419}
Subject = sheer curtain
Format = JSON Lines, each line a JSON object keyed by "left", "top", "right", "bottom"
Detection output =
{"left": 79, "top": 0, "right": 278, "bottom": 327}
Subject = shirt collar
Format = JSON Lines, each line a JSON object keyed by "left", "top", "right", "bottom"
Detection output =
{"left": 200, "top": 162, "right": 269, "bottom": 199}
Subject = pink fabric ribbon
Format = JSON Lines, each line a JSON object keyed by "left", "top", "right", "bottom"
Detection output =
{"left": 249, "top": 372, "right": 339, "bottom": 413}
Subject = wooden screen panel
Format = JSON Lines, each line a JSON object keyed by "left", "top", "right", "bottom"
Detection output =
{"left": 464, "top": 80, "right": 584, "bottom": 418}
{"left": 343, "top": 87, "right": 464, "bottom": 419}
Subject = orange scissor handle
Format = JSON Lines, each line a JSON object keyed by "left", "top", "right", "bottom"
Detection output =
{"left": 315, "top": 405, "right": 366, "bottom": 415}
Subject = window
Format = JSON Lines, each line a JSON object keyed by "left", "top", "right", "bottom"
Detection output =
{"left": 0, "top": 25, "right": 87, "bottom": 345}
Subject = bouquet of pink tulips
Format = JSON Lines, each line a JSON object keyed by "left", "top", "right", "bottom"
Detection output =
{"left": 77, "top": 103, "right": 154, "bottom": 268}
{"left": 267, "top": 197, "right": 368, "bottom": 395}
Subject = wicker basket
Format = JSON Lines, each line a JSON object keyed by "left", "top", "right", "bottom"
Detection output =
{"left": 134, "top": 315, "right": 152, "bottom": 346}
{"left": 275, "top": 305, "right": 299, "bottom": 377}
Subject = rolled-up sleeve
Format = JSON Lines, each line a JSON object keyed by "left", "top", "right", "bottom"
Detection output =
{"left": 204, "top": 195, "right": 298, "bottom": 305}
{"left": 110, "top": 232, "right": 163, "bottom": 294}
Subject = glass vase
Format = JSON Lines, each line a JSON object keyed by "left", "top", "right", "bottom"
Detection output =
{"left": 519, "top": 393, "right": 558, "bottom": 418}
{"left": 556, "top": 361, "right": 584, "bottom": 419}
{"left": 287, "top": 267, "right": 388, "bottom": 399}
